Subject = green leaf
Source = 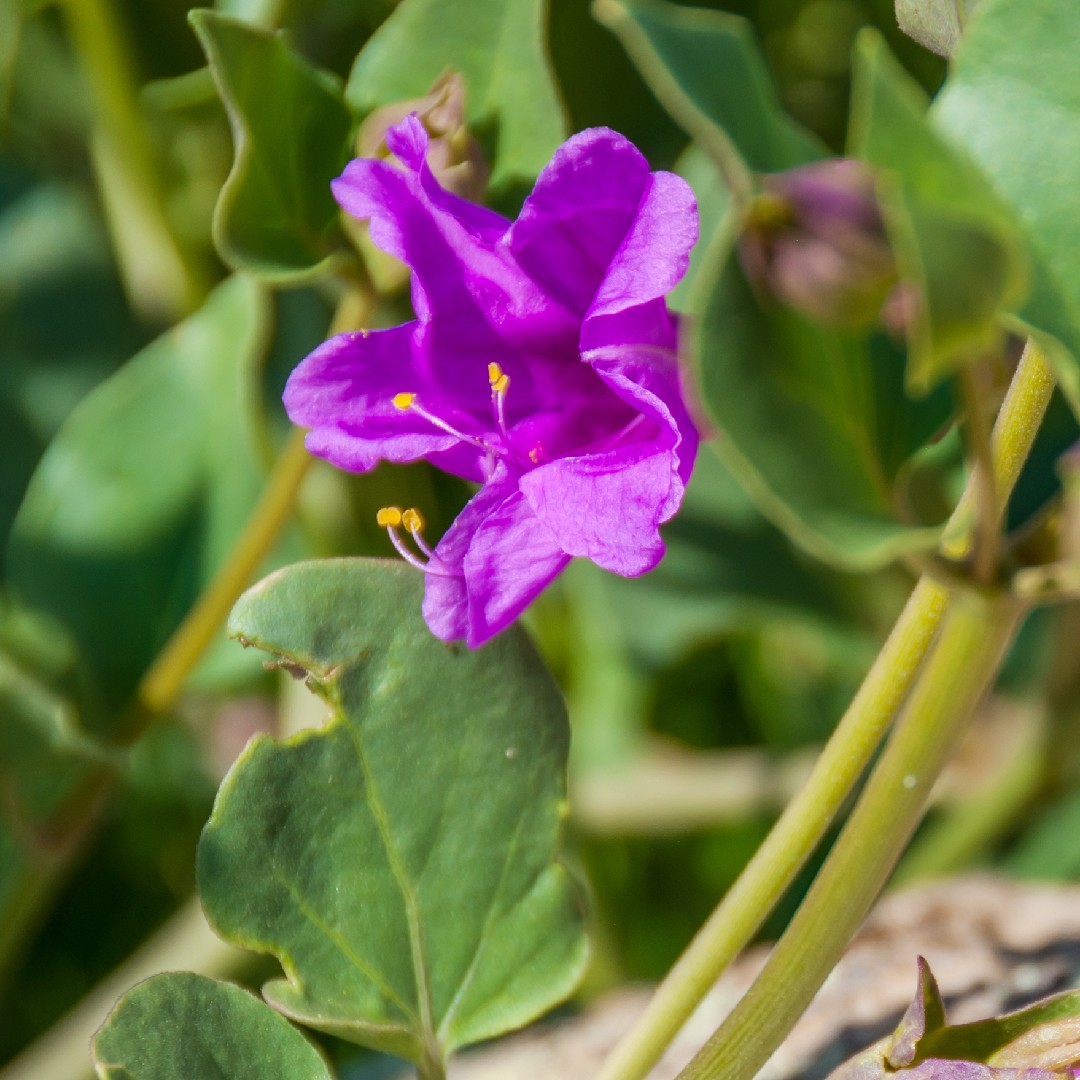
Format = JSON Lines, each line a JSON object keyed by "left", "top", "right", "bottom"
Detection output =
{"left": 6, "top": 276, "right": 274, "bottom": 728}
{"left": 92, "top": 972, "right": 334, "bottom": 1079}
{"left": 345, "top": 0, "right": 566, "bottom": 200}
{"left": 199, "top": 559, "right": 587, "bottom": 1069}
{"left": 191, "top": 11, "right": 351, "bottom": 281}
{"left": 691, "top": 233, "right": 946, "bottom": 569}
{"left": 668, "top": 142, "right": 733, "bottom": 310}
{"left": 594, "top": 0, "right": 822, "bottom": 187}
{"left": 849, "top": 31, "right": 1025, "bottom": 393}
{"left": 933, "top": 0, "right": 1080, "bottom": 414}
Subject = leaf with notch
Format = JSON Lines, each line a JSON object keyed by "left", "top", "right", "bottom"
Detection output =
{"left": 192, "top": 11, "right": 351, "bottom": 281}
{"left": 198, "top": 559, "right": 587, "bottom": 1071}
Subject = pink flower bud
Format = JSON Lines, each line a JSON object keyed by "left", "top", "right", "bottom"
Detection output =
{"left": 739, "top": 158, "right": 897, "bottom": 328}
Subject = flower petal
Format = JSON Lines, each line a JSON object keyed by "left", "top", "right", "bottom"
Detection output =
{"left": 422, "top": 474, "right": 570, "bottom": 647}
{"left": 384, "top": 116, "right": 507, "bottom": 242}
{"left": 584, "top": 169, "right": 698, "bottom": 334}
{"left": 283, "top": 324, "right": 484, "bottom": 480}
{"left": 519, "top": 446, "right": 673, "bottom": 575}
{"left": 332, "top": 118, "right": 575, "bottom": 359}
{"left": 461, "top": 491, "right": 570, "bottom": 647}
{"left": 510, "top": 128, "right": 652, "bottom": 316}
{"left": 584, "top": 333, "right": 700, "bottom": 501}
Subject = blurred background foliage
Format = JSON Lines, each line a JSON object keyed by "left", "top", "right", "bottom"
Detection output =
{"left": 4, "top": 0, "right": 1080, "bottom": 1076}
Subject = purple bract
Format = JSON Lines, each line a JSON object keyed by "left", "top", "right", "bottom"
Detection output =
{"left": 284, "top": 116, "right": 700, "bottom": 647}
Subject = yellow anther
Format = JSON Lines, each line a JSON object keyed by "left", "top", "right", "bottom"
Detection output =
{"left": 376, "top": 506, "right": 403, "bottom": 528}
{"left": 487, "top": 362, "right": 510, "bottom": 395}
{"left": 392, "top": 392, "right": 416, "bottom": 410}
{"left": 402, "top": 507, "right": 425, "bottom": 532}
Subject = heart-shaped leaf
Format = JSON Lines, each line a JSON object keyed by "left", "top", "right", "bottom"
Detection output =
{"left": 92, "top": 972, "right": 334, "bottom": 1079}
{"left": 198, "top": 559, "right": 587, "bottom": 1072}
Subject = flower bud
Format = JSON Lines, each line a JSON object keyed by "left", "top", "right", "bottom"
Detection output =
{"left": 357, "top": 70, "right": 488, "bottom": 203}
{"left": 738, "top": 158, "right": 897, "bottom": 328}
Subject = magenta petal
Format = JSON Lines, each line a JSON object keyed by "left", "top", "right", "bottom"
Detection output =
{"left": 585, "top": 336, "right": 699, "bottom": 499}
{"left": 519, "top": 447, "right": 671, "bottom": 575}
{"left": 461, "top": 490, "right": 570, "bottom": 647}
{"left": 587, "top": 170, "right": 698, "bottom": 326}
{"left": 384, "top": 115, "right": 510, "bottom": 244}
{"left": 422, "top": 476, "right": 570, "bottom": 647}
{"left": 284, "top": 325, "right": 478, "bottom": 474}
{"left": 421, "top": 473, "right": 515, "bottom": 642}
{"left": 510, "top": 128, "right": 652, "bottom": 316}
{"left": 288, "top": 120, "right": 702, "bottom": 645}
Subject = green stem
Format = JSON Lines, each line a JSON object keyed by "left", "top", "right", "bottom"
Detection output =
{"left": 592, "top": 340, "right": 1055, "bottom": 1080}
{"left": 60, "top": 0, "right": 207, "bottom": 317}
{"left": 957, "top": 362, "right": 999, "bottom": 584}
{"left": 676, "top": 591, "right": 1021, "bottom": 1080}
{"left": 136, "top": 285, "right": 372, "bottom": 718}
{"left": 591, "top": 577, "right": 947, "bottom": 1080}
{"left": 135, "top": 426, "right": 313, "bottom": 716}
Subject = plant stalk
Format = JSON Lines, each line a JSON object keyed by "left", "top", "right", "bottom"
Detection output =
{"left": 592, "top": 576, "right": 946, "bottom": 1080}
{"left": 594, "top": 338, "right": 1054, "bottom": 1080}
{"left": 61, "top": 0, "right": 206, "bottom": 316}
{"left": 136, "top": 285, "right": 372, "bottom": 718}
{"left": 675, "top": 590, "right": 1022, "bottom": 1080}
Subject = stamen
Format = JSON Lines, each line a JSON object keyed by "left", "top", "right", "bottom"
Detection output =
{"left": 487, "top": 362, "right": 510, "bottom": 395}
{"left": 390, "top": 391, "right": 492, "bottom": 453}
{"left": 487, "top": 363, "right": 511, "bottom": 440}
{"left": 376, "top": 505, "right": 455, "bottom": 577}
{"left": 402, "top": 507, "right": 437, "bottom": 560}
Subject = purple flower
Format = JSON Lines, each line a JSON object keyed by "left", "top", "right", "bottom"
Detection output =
{"left": 284, "top": 116, "right": 700, "bottom": 647}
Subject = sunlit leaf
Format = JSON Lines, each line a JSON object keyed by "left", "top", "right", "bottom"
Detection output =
{"left": 199, "top": 559, "right": 587, "bottom": 1070}
{"left": 933, "top": 0, "right": 1080, "bottom": 414}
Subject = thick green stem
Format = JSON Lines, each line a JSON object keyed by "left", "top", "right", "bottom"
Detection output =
{"left": 593, "top": 340, "right": 1054, "bottom": 1080}
{"left": 957, "top": 363, "right": 999, "bottom": 584}
{"left": 136, "top": 285, "right": 372, "bottom": 717}
{"left": 61, "top": 0, "right": 206, "bottom": 316}
{"left": 592, "top": 577, "right": 947, "bottom": 1080}
{"left": 676, "top": 591, "right": 1022, "bottom": 1080}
